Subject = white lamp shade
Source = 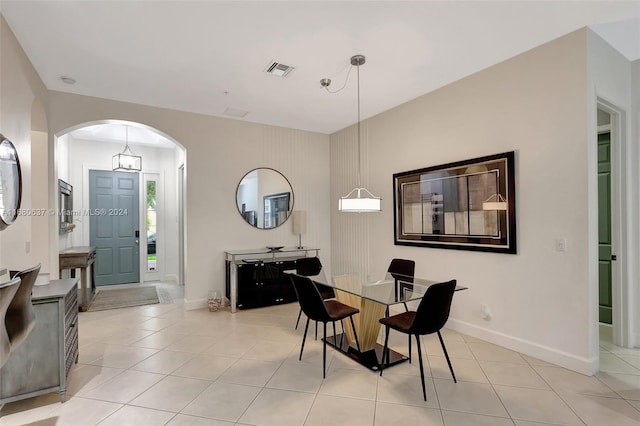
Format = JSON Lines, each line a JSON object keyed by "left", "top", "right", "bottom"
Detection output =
{"left": 338, "top": 187, "right": 382, "bottom": 212}
{"left": 292, "top": 210, "right": 307, "bottom": 235}
{"left": 338, "top": 197, "right": 382, "bottom": 212}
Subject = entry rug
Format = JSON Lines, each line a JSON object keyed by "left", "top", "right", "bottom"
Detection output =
{"left": 88, "top": 286, "right": 159, "bottom": 311}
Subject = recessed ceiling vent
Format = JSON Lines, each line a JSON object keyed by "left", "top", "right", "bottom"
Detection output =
{"left": 265, "top": 61, "right": 295, "bottom": 77}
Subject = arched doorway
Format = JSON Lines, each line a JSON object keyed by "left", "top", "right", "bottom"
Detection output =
{"left": 53, "top": 120, "right": 186, "bottom": 291}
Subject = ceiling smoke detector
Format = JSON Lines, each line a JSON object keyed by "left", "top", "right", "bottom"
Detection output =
{"left": 265, "top": 61, "right": 295, "bottom": 77}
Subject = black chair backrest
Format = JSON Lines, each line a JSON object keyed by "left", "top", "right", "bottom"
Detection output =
{"left": 388, "top": 258, "right": 415, "bottom": 282}
{"left": 296, "top": 257, "right": 322, "bottom": 276}
{"left": 294, "top": 258, "right": 333, "bottom": 299}
{"left": 410, "top": 280, "right": 456, "bottom": 335}
{"left": 290, "top": 274, "right": 330, "bottom": 322}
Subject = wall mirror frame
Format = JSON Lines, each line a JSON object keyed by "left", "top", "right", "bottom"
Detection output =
{"left": 58, "top": 179, "right": 74, "bottom": 233}
{"left": 0, "top": 134, "right": 22, "bottom": 231}
{"left": 393, "top": 151, "right": 517, "bottom": 254}
{"left": 236, "top": 167, "right": 294, "bottom": 229}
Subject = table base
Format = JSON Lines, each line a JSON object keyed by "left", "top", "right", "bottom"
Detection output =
{"left": 323, "top": 332, "right": 409, "bottom": 371}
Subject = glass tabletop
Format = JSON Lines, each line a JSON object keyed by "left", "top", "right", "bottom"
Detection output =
{"left": 286, "top": 268, "right": 466, "bottom": 306}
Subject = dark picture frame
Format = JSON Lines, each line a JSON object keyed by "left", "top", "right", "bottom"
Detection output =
{"left": 263, "top": 192, "right": 291, "bottom": 229}
{"left": 393, "top": 151, "right": 516, "bottom": 254}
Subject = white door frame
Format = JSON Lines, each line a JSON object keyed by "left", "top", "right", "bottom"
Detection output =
{"left": 142, "top": 171, "right": 163, "bottom": 282}
{"left": 596, "top": 98, "right": 629, "bottom": 348}
{"left": 178, "top": 164, "right": 185, "bottom": 286}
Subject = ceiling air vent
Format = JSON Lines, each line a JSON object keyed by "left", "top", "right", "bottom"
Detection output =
{"left": 265, "top": 61, "right": 295, "bottom": 77}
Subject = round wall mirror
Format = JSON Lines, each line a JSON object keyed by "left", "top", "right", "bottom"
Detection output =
{"left": 0, "top": 135, "right": 22, "bottom": 231}
{"left": 236, "top": 168, "right": 294, "bottom": 229}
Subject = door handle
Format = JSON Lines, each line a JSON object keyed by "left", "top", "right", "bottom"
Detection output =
{"left": 611, "top": 255, "right": 617, "bottom": 261}
{"left": 135, "top": 239, "right": 139, "bottom": 245}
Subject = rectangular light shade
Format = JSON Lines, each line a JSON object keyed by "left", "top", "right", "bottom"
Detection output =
{"left": 291, "top": 210, "right": 307, "bottom": 235}
{"left": 113, "top": 153, "right": 142, "bottom": 171}
{"left": 338, "top": 197, "right": 382, "bottom": 212}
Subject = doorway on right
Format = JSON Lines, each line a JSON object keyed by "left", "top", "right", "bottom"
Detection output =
{"left": 597, "top": 108, "right": 612, "bottom": 326}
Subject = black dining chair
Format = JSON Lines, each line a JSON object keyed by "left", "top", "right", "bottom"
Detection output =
{"left": 294, "top": 257, "right": 335, "bottom": 332}
{"left": 388, "top": 258, "right": 415, "bottom": 302}
{"left": 379, "top": 279, "right": 457, "bottom": 401}
{"left": 290, "top": 273, "right": 361, "bottom": 378}
{"left": 6, "top": 264, "right": 41, "bottom": 350}
{"left": 387, "top": 258, "right": 415, "bottom": 358}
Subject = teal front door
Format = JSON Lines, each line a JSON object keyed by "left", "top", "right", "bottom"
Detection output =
{"left": 598, "top": 132, "right": 612, "bottom": 324}
{"left": 89, "top": 170, "right": 140, "bottom": 285}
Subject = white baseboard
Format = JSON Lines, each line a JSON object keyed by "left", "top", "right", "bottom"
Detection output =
{"left": 183, "top": 297, "right": 207, "bottom": 311}
{"left": 634, "top": 332, "right": 640, "bottom": 349}
{"left": 447, "top": 318, "right": 598, "bottom": 375}
{"left": 164, "top": 274, "right": 178, "bottom": 284}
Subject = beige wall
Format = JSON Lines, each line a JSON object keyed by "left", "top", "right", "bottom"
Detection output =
{"left": 586, "top": 29, "right": 638, "bottom": 355}
{"left": 634, "top": 58, "right": 640, "bottom": 346}
{"left": 331, "top": 29, "right": 597, "bottom": 373}
{"left": 46, "top": 91, "right": 331, "bottom": 307}
{"left": 0, "top": 16, "right": 49, "bottom": 274}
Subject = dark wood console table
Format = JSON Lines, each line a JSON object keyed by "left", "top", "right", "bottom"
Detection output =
{"left": 59, "top": 246, "right": 96, "bottom": 311}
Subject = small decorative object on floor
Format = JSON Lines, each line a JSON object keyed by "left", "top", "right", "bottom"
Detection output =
{"left": 208, "top": 291, "right": 222, "bottom": 312}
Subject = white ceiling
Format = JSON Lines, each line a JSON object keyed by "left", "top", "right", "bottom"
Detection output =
{"left": 68, "top": 123, "right": 177, "bottom": 149}
{"left": 2, "top": 1, "right": 639, "bottom": 139}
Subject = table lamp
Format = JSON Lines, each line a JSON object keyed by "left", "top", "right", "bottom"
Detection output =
{"left": 291, "top": 211, "right": 307, "bottom": 249}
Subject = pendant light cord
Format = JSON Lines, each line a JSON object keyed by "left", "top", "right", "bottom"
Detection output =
{"left": 356, "top": 63, "right": 361, "bottom": 188}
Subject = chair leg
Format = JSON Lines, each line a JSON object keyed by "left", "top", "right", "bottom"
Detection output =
{"left": 340, "top": 320, "right": 345, "bottom": 347}
{"left": 437, "top": 330, "right": 457, "bottom": 383}
{"left": 315, "top": 321, "right": 318, "bottom": 340}
{"left": 415, "top": 334, "right": 427, "bottom": 401}
{"left": 349, "top": 316, "right": 361, "bottom": 353}
{"left": 379, "top": 325, "right": 390, "bottom": 376}
{"left": 333, "top": 321, "right": 337, "bottom": 347}
{"left": 299, "top": 317, "right": 310, "bottom": 361}
{"left": 403, "top": 301, "right": 411, "bottom": 362}
{"left": 295, "top": 308, "right": 303, "bottom": 329}
{"left": 322, "top": 322, "right": 327, "bottom": 378}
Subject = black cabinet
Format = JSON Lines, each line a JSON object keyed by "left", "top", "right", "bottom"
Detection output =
{"left": 227, "top": 259, "right": 297, "bottom": 309}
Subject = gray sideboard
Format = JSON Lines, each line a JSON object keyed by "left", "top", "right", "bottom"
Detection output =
{"left": 0, "top": 278, "right": 79, "bottom": 407}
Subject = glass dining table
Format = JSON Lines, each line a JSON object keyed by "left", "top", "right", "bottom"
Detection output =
{"left": 287, "top": 268, "right": 467, "bottom": 371}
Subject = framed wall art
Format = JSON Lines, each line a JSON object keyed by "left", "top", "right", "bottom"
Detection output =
{"left": 393, "top": 151, "right": 516, "bottom": 254}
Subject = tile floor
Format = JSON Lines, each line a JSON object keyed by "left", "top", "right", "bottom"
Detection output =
{"left": 1, "top": 283, "right": 640, "bottom": 426}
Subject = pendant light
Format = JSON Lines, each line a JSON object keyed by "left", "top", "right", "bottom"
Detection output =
{"left": 112, "top": 125, "right": 142, "bottom": 172}
{"left": 336, "top": 55, "right": 381, "bottom": 212}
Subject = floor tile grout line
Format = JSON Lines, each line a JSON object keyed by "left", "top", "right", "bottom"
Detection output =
{"left": 6, "top": 297, "right": 640, "bottom": 425}
{"left": 468, "top": 341, "right": 518, "bottom": 424}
